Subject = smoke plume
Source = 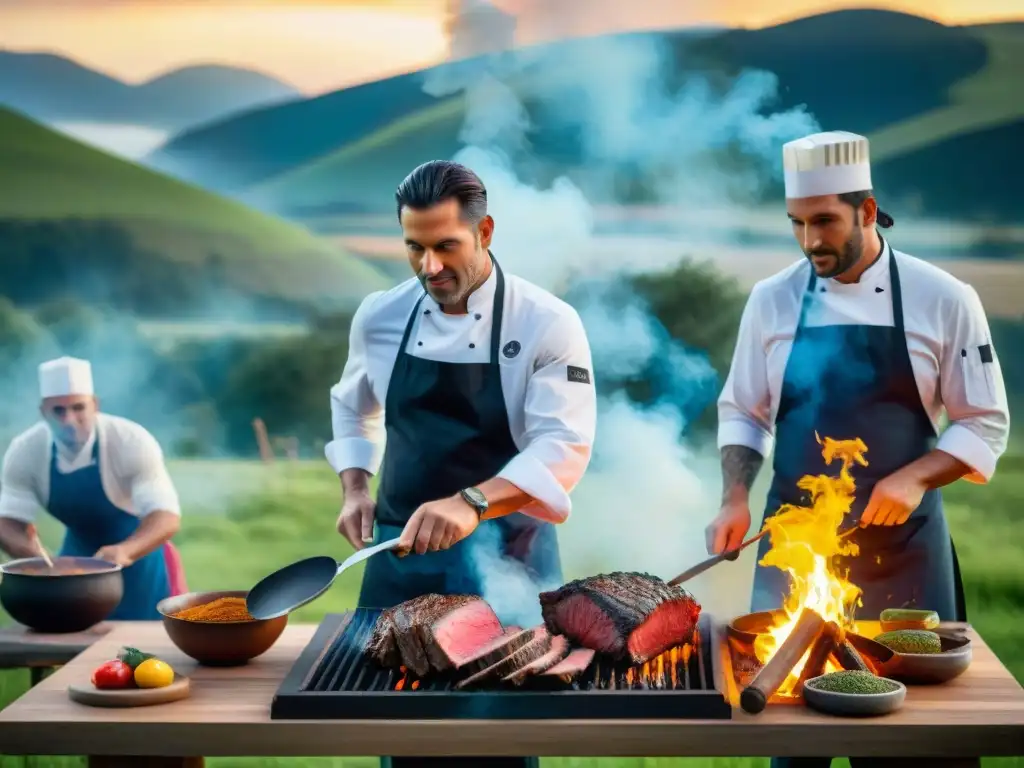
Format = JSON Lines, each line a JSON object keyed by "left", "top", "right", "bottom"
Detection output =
{"left": 433, "top": 29, "right": 820, "bottom": 622}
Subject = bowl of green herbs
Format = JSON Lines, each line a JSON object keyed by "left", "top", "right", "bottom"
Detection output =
{"left": 803, "top": 670, "right": 906, "bottom": 717}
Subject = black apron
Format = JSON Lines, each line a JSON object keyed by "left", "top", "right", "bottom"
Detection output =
{"left": 754, "top": 246, "right": 971, "bottom": 768}
{"left": 359, "top": 258, "right": 561, "bottom": 768}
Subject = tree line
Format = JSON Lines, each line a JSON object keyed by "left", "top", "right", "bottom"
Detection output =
{"left": 1, "top": 255, "right": 1020, "bottom": 458}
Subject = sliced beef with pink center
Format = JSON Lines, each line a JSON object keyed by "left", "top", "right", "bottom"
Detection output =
{"left": 503, "top": 634, "right": 570, "bottom": 685}
{"left": 450, "top": 625, "right": 540, "bottom": 675}
{"left": 455, "top": 627, "right": 552, "bottom": 689}
{"left": 388, "top": 595, "right": 481, "bottom": 676}
{"left": 540, "top": 647, "right": 596, "bottom": 684}
{"left": 421, "top": 598, "right": 504, "bottom": 672}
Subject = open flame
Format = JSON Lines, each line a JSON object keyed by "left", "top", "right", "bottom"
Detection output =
{"left": 753, "top": 434, "right": 866, "bottom": 697}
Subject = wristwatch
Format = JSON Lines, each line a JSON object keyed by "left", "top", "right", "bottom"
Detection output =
{"left": 459, "top": 487, "right": 488, "bottom": 518}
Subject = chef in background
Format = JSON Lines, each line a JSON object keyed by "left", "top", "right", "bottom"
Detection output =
{"left": 0, "top": 356, "right": 188, "bottom": 620}
{"left": 707, "top": 131, "right": 1008, "bottom": 768}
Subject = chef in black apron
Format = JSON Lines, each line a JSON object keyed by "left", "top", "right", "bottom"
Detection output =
{"left": 708, "top": 132, "right": 1009, "bottom": 768}
{"left": 326, "top": 161, "right": 597, "bottom": 768}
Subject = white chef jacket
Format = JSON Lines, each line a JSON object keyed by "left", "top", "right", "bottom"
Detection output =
{"left": 718, "top": 242, "right": 1010, "bottom": 483}
{"left": 326, "top": 266, "right": 597, "bottom": 523}
{"left": 0, "top": 413, "right": 182, "bottom": 524}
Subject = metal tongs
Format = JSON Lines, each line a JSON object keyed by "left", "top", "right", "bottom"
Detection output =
{"left": 668, "top": 524, "right": 859, "bottom": 587}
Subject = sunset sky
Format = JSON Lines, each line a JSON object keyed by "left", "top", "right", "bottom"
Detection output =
{"left": 1, "top": 0, "right": 1020, "bottom": 94}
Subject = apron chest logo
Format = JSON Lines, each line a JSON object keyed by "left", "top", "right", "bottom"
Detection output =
{"left": 567, "top": 365, "right": 591, "bottom": 384}
{"left": 502, "top": 340, "right": 521, "bottom": 358}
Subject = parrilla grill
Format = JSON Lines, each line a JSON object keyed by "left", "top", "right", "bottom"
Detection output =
{"left": 271, "top": 609, "right": 731, "bottom": 720}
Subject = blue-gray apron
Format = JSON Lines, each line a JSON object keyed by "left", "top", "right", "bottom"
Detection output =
{"left": 753, "top": 247, "right": 970, "bottom": 768}
{"left": 359, "top": 257, "right": 561, "bottom": 768}
{"left": 48, "top": 439, "right": 171, "bottom": 621}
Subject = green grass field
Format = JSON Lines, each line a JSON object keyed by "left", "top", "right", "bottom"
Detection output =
{"left": 0, "top": 108, "right": 389, "bottom": 303}
{"left": 2, "top": 454, "right": 1022, "bottom": 767}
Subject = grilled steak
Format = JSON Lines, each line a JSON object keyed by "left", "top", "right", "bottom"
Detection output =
{"left": 421, "top": 598, "right": 504, "bottom": 672}
{"left": 503, "top": 633, "right": 570, "bottom": 685}
{"left": 455, "top": 627, "right": 552, "bottom": 689}
{"left": 366, "top": 594, "right": 502, "bottom": 677}
{"left": 541, "top": 647, "right": 596, "bottom": 684}
{"left": 452, "top": 625, "right": 540, "bottom": 675}
{"left": 539, "top": 572, "right": 701, "bottom": 663}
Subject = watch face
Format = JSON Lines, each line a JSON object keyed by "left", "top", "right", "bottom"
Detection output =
{"left": 463, "top": 487, "right": 487, "bottom": 509}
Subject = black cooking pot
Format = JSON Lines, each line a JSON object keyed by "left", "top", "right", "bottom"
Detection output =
{"left": 0, "top": 556, "right": 124, "bottom": 633}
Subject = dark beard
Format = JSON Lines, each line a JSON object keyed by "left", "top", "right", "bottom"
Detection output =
{"left": 807, "top": 226, "right": 863, "bottom": 279}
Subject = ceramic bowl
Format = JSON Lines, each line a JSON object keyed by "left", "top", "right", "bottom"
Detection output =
{"left": 803, "top": 674, "right": 906, "bottom": 717}
{"left": 0, "top": 556, "right": 123, "bottom": 633}
{"left": 157, "top": 590, "right": 287, "bottom": 666}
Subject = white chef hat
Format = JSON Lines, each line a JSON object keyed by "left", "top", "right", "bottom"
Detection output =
{"left": 38, "top": 357, "right": 94, "bottom": 399}
{"left": 783, "top": 130, "right": 893, "bottom": 227}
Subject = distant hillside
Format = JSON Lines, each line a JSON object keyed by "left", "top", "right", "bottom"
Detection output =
{"left": 0, "top": 52, "right": 300, "bottom": 131}
{"left": 0, "top": 108, "right": 389, "bottom": 316}
{"left": 146, "top": 70, "right": 441, "bottom": 193}
{"left": 240, "top": 10, "right": 1022, "bottom": 223}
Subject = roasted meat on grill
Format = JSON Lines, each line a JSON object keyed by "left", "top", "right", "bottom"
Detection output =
{"left": 366, "top": 594, "right": 504, "bottom": 677}
{"left": 540, "top": 647, "right": 596, "bottom": 684}
{"left": 455, "top": 626, "right": 554, "bottom": 689}
{"left": 503, "top": 633, "right": 570, "bottom": 685}
{"left": 538, "top": 571, "right": 701, "bottom": 664}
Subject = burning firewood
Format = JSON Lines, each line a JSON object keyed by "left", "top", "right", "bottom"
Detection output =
{"left": 830, "top": 627, "right": 872, "bottom": 673}
{"left": 795, "top": 621, "right": 840, "bottom": 692}
{"left": 741, "top": 607, "right": 826, "bottom": 714}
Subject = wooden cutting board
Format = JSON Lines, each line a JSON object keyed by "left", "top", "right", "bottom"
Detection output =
{"left": 67, "top": 676, "right": 190, "bottom": 707}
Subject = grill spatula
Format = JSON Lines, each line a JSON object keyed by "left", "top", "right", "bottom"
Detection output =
{"left": 246, "top": 537, "right": 408, "bottom": 620}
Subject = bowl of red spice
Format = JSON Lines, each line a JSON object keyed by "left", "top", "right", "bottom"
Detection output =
{"left": 157, "top": 590, "right": 287, "bottom": 666}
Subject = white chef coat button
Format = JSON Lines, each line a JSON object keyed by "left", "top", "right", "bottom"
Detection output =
{"left": 819, "top": 286, "right": 826, "bottom": 293}
{"left": 475, "top": 313, "right": 481, "bottom": 320}
{"left": 417, "top": 341, "right": 423, "bottom": 346}
{"left": 424, "top": 309, "right": 431, "bottom": 315}
{"left": 876, "top": 287, "right": 884, "bottom": 293}
{"left": 469, "top": 343, "right": 476, "bottom": 349}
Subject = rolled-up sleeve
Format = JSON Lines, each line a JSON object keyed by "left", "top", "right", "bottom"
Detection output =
{"left": 124, "top": 428, "right": 181, "bottom": 517}
{"left": 325, "top": 292, "right": 385, "bottom": 476}
{"left": 717, "top": 284, "right": 775, "bottom": 459}
{"left": 935, "top": 284, "right": 1010, "bottom": 483}
{"left": 0, "top": 439, "right": 40, "bottom": 523}
{"left": 498, "top": 307, "right": 597, "bottom": 524}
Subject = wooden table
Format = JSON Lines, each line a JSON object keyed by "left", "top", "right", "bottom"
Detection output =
{"left": 0, "top": 621, "right": 1021, "bottom": 764}
{"left": 0, "top": 623, "right": 112, "bottom": 684}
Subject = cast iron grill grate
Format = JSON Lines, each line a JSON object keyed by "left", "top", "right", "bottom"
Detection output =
{"left": 271, "top": 609, "right": 731, "bottom": 720}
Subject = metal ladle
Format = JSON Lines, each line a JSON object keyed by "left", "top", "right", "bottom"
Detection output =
{"left": 245, "top": 537, "right": 409, "bottom": 620}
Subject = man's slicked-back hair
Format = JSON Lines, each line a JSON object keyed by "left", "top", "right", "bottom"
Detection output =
{"left": 395, "top": 160, "right": 488, "bottom": 225}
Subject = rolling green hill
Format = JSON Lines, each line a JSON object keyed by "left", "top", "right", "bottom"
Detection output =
{"left": 240, "top": 11, "right": 1023, "bottom": 224}
{"left": 0, "top": 107, "right": 390, "bottom": 312}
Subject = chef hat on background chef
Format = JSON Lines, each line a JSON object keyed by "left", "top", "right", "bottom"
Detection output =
{"left": 783, "top": 130, "right": 894, "bottom": 228}
{"left": 38, "top": 356, "right": 94, "bottom": 399}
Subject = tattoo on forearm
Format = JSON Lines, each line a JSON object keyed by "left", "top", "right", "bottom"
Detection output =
{"left": 721, "top": 445, "right": 764, "bottom": 502}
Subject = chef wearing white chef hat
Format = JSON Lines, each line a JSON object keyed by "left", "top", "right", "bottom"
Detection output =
{"left": 0, "top": 356, "right": 188, "bottom": 619}
{"left": 708, "top": 130, "right": 1010, "bottom": 634}
{"left": 707, "top": 131, "right": 1008, "bottom": 765}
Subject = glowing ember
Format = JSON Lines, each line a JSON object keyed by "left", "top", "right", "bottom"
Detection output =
{"left": 754, "top": 434, "right": 866, "bottom": 697}
{"left": 390, "top": 645, "right": 696, "bottom": 691}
